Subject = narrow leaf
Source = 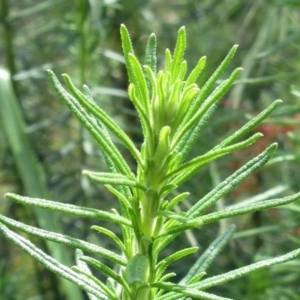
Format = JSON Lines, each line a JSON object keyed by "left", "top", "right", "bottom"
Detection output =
{"left": 145, "top": 33, "right": 157, "bottom": 73}
{"left": 187, "top": 143, "right": 277, "bottom": 218}
{"left": 47, "top": 70, "right": 132, "bottom": 176}
{"left": 200, "top": 192, "right": 300, "bottom": 225}
{"left": 215, "top": 99, "right": 283, "bottom": 149}
{"left": 171, "top": 26, "right": 186, "bottom": 83}
{"left": 75, "top": 249, "right": 99, "bottom": 300}
{"left": 81, "top": 256, "right": 129, "bottom": 292}
{"left": 0, "top": 222, "right": 108, "bottom": 300}
{"left": 167, "top": 192, "right": 190, "bottom": 210}
{"left": 165, "top": 48, "right": 172, "bottom": 73}
{"left": 83, "top": 171, "right": 146, "bottom": 190}
{"left": 180, "top": 225, "right": 236, "bottom": 285}
{"left": 178, "top": 60, "right": 187, "bottom": 80}
{"left": 156, "top": 210, "right": 189, "bottom": 223}
{"left": 153, "top": 281, "right": 233, "bottom": 300}
{"left": 0, "top": 214, "right": 127, "bottom": 266}
{"left": 128, "top": 53, "right": 150, "bottom": 113}
{"left": 173, "top": 67, "right": 242, "bottom": 147}
{"left": 194, "top": 247, "right": 300, "bottom": 290}
{"left": 72, "top": 266, "right": 118, "bottom": 300}
{"left": 128, "top": 83, "right": 153, "bottom": 144}
{"left": 104, "top": 184, "right": 132, "bottom": 209}
{"left": 125, "top": 254, "right": 148, "bottom": 285}
{"left": 185, "top": 56, "right": 206, "bottom": 87}
{"left": 155, "top": 221, "right": 202, "bottom": 239}
{"left": 185, "top": 45, "right": 238, "bottom": 121}
{"left": 145, "top": 32, "right": 157, "bottom": 97}
{"left": 5, "top": 193, "right": 131, "bottom": 227}
{"left": 62, "top": 73, "right": 144, "bottom": 167}
{"left": 177, "top": 103, "right": 219, "bottom": 161}
{"left": 169, "top": 133, "right": 262, "bottom": 186}
{"left": 120, "top": 24, "right": 135, "bottom": 83}
{"left": 156, "top": 247, "right": 198, "bottom": 280}
{"left": 91, "top": 225, "right": 127, "bottom": 255}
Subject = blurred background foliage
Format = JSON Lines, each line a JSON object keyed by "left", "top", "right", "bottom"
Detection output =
{"left": 1, "top": 0, "right": 300, "bottom": 299}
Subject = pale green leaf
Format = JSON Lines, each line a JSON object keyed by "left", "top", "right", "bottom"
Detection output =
{"left": 168, "top": 133, "right": 262, "bottom": 186}
{"left": 201, "top": 192, "right": 300, "bottom": 225}
{"left": 194, "top": 247, "right": 300, "bottom": 290}
{"left": 62, "top": 74, "right": 144, "bottom": 167}
{"left": 128, "top": 53, "right": 150, "bottom": 113}
{"left": 188, "top": 143, "right": 278, "bottom": 218}
{"left": 83, "top": 171, "right": 146, "bottom": 190}
{"left": 145, "top": 33, "right": 157, "bottom": 74}
{"left": 171, "top": 26, "right": 186, "bottom": 83}
{"left": 91, "top": 225, "right": 127, "bottom": 256}
{"left": 184, "top": 44, "right": 238, "bottom": 122}
{"left": 0, "top": 214, "right": 127, "bottom": 266}
{"left": 173, "top": 67, "right": 242, "bottom": 147}
{"left": 5, "top": 193, "right": 131, "bottom": 227}
{"left": 120, "top": 24, "right": 135, "bottom": 84}
{"left": 154, "top": 281, "right": 233, "bottom": 300}
{"left": 125, "top": 254, "right": 148, "bottom": 285}
{"left": 155, "top": 247, "right": 198, "bottom": 280}
{"left": 75, "top": 249, "right": 99, "bottom": 300}
{"left": 145, "top": 32, "right": 157, "bottom": 97}
{"left": 166, "top": 192, "right": 190, "bottom": 210}
{"left": 0, "top": 222, "right": 108, "bottom": 300}
{"left": 215, "top": 99, "right": 282, "bottom": 149}
{"left": 80, "top": 256, "right": 129, "bottom": 293}
{"left": 180, "top": 225, "right": 236, "bottom": 285}
{"left": 47, "top": 70, "right": 132, "bottom": 176}
{"left": 185, "top": 56, "right": 206, "bottom": 87}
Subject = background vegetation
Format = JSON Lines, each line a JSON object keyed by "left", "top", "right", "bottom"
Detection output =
{"left": 1, "top": 0, "right": 300, "bottom": 299}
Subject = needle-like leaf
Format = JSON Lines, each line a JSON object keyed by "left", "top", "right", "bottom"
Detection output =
{"left": 5, "top": 193, "right": 131, "bottom": 227}
{"left": 0, "top": 222, "right": 109, "bottom": 300}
